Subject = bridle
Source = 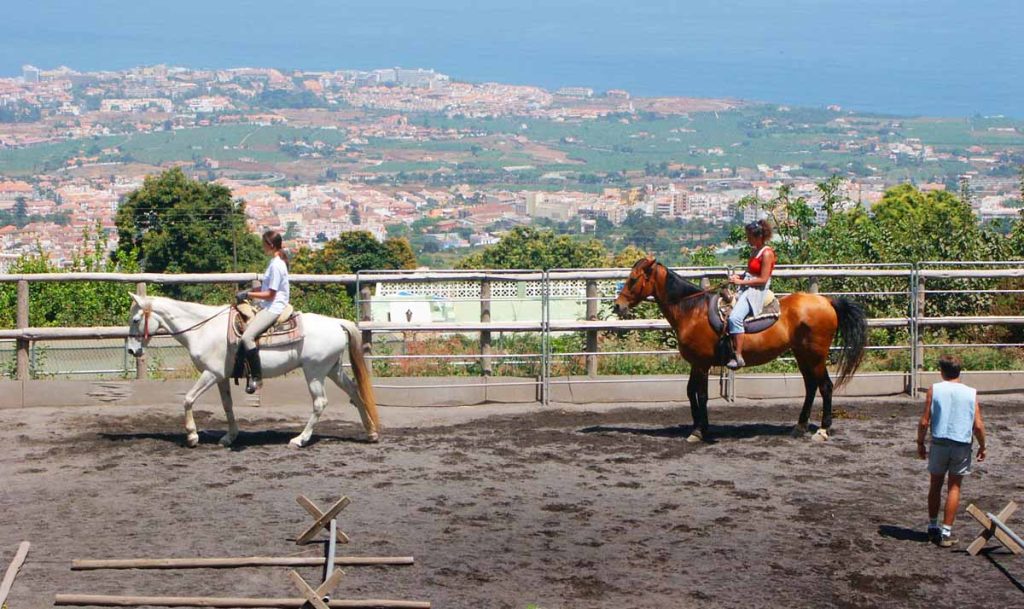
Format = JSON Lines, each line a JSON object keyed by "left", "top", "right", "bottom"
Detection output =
{"left": 134, "top": 306, "right": 230, "bottom": 342}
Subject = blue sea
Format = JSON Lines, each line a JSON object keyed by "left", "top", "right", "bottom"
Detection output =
{"left": 2, "top": 0, "right": 1021, "bottom": 117}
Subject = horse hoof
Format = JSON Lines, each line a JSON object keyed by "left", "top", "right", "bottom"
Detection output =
{"left": 219, "top": 435, "right": 236, "bottom": 448}
{"left": 791, "top": 425, "right": 808, "bottom": 438}
{"left": 367, "top": 432, "right": 380, "bottom": 443}
{"left": 288, "top": 437, "right": 307, "bottom": 449}
{"left": 812, "top": 429, "right": 830, "bottom": 442}
{"left": 685, "top": 432, "right": 703, "bottom": 444}
{"left": 186, "top": 434, "right": 199, "bottom": 448}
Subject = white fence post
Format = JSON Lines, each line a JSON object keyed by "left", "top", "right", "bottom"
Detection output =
{"left": 585, "top": 280, "right": 599, "bottom": 377}
{"left": 16, "top": 279, "right": 28, "bottom": 381}
{"left": 480, "top": 280, "right": 492, "bottom": 376}
{"left": 359, "top": 284, "right": 373, "bottom": 355}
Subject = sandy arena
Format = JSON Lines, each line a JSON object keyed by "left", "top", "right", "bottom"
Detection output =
{"left": 2, "top": 395, "right": 1023, "bottom": 608}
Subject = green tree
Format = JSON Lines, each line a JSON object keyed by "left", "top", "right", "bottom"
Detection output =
{"left": 115, "top": 168, "right": 261, "bottom": 273}
{"left": 456, "top": 226, "right": 608, "bottom": 270}
{"left": 1010, "top": 166, "right": 1024, "bottom": 258}
{"left": 294, "top": 231, "right": 417, "bottom": 275}
{"left": 13, "top": 197, "right": 28, "bottom": 228}
{"left": 385, "top": 222, "right": 412, "bottom": 240}
{"left": 609, "top": 244, "right": 648, "bottom": 268}
{"left": 686, "top": 246, "right": 719, "bottom": 267}
{"left": 817, "top": 174, "right": 845, "bottom": 220}
{"left": 869, "top": 184, "right": 1001, "bottom": 263}
{"left": 115, "top": 168, "right": 263, "bottom": 299}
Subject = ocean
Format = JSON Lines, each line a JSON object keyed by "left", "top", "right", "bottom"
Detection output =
{"left": 2, "top": 0, "right": 1021, "bottom": 117}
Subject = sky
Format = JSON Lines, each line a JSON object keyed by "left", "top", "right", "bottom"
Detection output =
{"left": 2, "top": 0, "right": 1021, "bottom": 116}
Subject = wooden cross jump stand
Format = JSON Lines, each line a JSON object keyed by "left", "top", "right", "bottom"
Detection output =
{"left": 296, "top": 495, "right": 351, "bottom": 545}
{"left": 966, "top": 501, "right": 1024, "bottom": 556}
{"left": 296, "top": 494, "right": 351, "bottom": 597}
{"left": 288, "top": 568, "right": 344, "bottom": 609}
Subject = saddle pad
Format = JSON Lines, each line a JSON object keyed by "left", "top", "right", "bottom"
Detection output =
{"left": 229, "top": 307, "right": 304, "bottom": 348}
{"left": 708, "top": 293, "right": 781, "bottom": 335}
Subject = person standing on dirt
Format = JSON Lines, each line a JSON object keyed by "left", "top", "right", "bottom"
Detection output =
{"left": 917, "top": 355, "right": 986, "bottom": 548}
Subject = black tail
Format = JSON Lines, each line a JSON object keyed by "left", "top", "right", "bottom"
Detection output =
{"left": 830, "top": 297, "right": 868, "bottom": 389}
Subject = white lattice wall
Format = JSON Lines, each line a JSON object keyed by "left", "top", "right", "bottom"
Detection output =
{"left": 375, "top": 280, "right": 604, "bottom": 300}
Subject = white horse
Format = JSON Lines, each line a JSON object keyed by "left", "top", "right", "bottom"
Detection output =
{"left": 125, "top": 293, "right": 380, "bottom": 448}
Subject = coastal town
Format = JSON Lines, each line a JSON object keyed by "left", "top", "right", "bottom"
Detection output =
{"left": 1, "top": 63, "right": 1022, "bottom": 267}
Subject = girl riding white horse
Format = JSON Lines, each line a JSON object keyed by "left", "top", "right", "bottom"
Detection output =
{"left": 126, "top": 293, "right": 379, "bottom": 448}
{"left": 233, "top": 229, "right": 291, "bottom": 394}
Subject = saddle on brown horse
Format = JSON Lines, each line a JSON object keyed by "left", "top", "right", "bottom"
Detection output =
{"left": 708, "top": 287, "right": 781, "bottom": 336}
{"left": 708, "top": 287, "right": 781, "bottom": 366}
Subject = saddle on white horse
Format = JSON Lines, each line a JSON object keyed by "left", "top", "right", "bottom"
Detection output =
{"left": 708, "top": 288, "right": 781, "bottom": 335}
{"left": 228, "top": 302, "right": 305, "bottom": 348}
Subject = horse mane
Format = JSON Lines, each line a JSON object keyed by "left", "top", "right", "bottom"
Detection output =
{"left": 658, "top": 262, "right": 707, "bottom": 312}
{"left": 147, "top": 295, "right": 226, "bottom": 317}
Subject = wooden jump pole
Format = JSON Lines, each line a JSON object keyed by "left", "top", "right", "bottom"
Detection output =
{"left": 72, "top": 556, "right": 414, "bottom": 570}
{"left": 0, "top": 542, "right": 31, "bottom": 606}
{"left": 53, "top": 594, "right": 431, "bottom": 608}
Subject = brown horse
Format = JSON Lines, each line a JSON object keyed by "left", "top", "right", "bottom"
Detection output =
{"left": 613, "top": 257, "right": 868, "bottom": 443}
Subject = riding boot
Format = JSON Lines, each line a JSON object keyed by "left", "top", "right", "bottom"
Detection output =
{"left": 245, "top": 347, "right": 262, "bottom": 394}
{"left": 231, "top": 344, "right": 248, "bottom": 385}
{"left": 725, "top": 354, "right": 745, "bottom": 370}
{"left": 725, "top": 335, "right": 745, "bottom": 370}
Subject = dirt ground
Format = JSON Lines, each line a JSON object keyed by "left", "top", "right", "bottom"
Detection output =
{"left": 2, "top": 395, "right": 1024, "bottom": 609}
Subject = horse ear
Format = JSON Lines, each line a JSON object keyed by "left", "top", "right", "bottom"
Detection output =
{"left": 128, "top": 292, "right": 144, "bottom": 307}
{"left": 638, "top": 255, "right": 656, "bottom": 275}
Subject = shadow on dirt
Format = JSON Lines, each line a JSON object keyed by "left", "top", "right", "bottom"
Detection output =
{"left": 578, "top": 422, "right": 795, "bottom": 441}
{"left": 877, "top": 525, "right": 931, "bottom": 543}
{"left": 97, "top": 428, "right": 372, "bottom": 450}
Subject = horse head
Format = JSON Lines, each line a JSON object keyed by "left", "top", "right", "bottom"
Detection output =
{"left": 126, "top": 292, "right": 161, "bottom": 358}
{"left": 613, "top": 256, "right": 659, "bottom": 318}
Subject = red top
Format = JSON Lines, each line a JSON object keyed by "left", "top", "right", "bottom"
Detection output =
{"left": 747, "top": 247, "right": 773, "bottom": 276}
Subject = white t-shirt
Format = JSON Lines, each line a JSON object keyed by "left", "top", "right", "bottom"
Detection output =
{"left": 260, "top": 255, "right": 290, "bottom": 315}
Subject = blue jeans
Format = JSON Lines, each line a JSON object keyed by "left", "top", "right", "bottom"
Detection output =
{"left": 728, "top": 290, "right": 755, "bottom": 334}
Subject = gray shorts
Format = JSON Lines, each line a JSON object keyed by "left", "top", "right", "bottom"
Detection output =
{"left": 928, "top": 438, "right": 972, "bottom": 476}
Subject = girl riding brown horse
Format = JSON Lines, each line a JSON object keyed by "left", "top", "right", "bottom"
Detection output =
{"left": 613, "top": 257, "right": 867, "bottom": 443}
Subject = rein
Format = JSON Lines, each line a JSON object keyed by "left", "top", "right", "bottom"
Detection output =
{"left": 676, "top": 286, "right": 716, "bottom": 302}
{"left": 140, "top": 306, "right": 230, "bottom": 340}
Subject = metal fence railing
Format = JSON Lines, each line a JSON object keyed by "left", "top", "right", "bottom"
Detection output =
{"left": 0, "top": 262, "right": 1021, "bottom": 403}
